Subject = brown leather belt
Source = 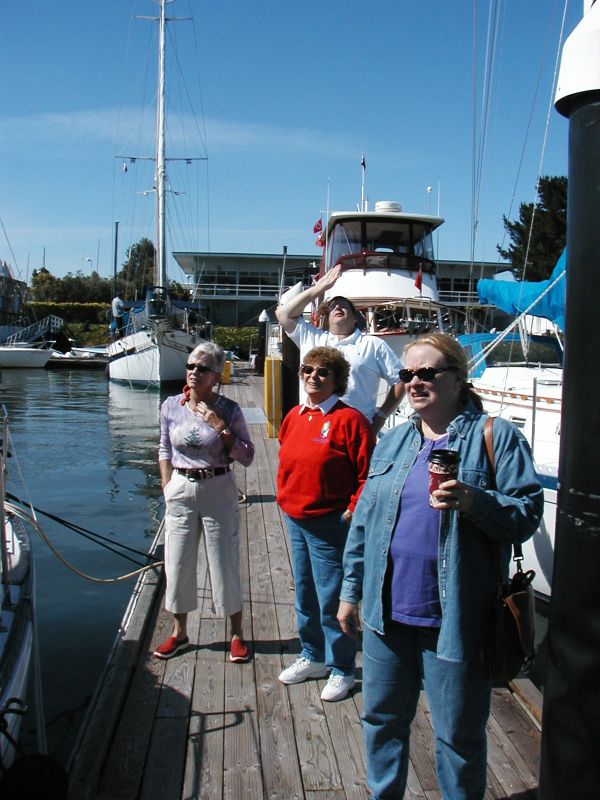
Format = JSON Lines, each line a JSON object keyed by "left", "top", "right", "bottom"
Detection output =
{"left": 175, "top": 465, "right": 231, "bottom": 481}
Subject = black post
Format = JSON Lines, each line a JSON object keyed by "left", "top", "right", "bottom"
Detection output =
{"left": 281, "top": 333, "right": 300, "bottom": 417}
{"left": 539, "top": 16, "right": 600, "bottom": 797}
{"left": 255, "top": 321, "right": 266, "bottom": 376}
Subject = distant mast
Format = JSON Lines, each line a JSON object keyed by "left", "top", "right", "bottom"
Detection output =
{"left": 156, "top": 0, "right": 167, "bottom": 288}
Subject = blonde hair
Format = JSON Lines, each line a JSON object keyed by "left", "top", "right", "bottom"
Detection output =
{"left": 404, "top": 332, "right": 483, "bottom": 410}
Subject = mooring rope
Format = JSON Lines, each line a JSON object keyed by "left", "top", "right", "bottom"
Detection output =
{"left": 4, "top": 502, "right": 163, "bottom": 584}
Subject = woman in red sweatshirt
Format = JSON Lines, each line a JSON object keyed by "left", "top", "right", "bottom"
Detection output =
{"left": 277, "top": 346, "right": 375, "bottom": 702}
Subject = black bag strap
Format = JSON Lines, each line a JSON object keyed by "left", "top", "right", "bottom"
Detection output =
{"left": 483, "top": 417, "right": 523, "bottom": 576}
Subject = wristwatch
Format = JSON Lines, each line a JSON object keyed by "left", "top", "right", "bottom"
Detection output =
{"left": 375, "top": 409, "right": 387, "bottom": 420}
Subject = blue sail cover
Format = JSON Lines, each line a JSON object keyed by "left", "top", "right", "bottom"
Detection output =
{"left": 477, "top": 249, "right": 566, "bottom": 330}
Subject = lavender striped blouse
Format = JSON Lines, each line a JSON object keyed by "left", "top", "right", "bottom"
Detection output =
{"left": 159, "top": 393, "right": 254, "bottom": 469}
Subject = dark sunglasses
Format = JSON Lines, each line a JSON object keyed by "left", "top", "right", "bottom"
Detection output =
{"left": 327, "top": 298, "right": 351, "bottom": 312}
{"left": 300, "top": 364, "right": 331, "bottom": 378}
{"left": 186, "top": 363, "right": 213, "bottom": 373}
{"left": 399, "top": 366, "right": 456, "bottom": 383}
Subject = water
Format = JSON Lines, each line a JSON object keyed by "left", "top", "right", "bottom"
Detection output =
{"left": 1, "top": 368, "right": 167, "bottom": 764}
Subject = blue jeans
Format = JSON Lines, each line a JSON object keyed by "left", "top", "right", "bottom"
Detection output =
{"left": 284, "top": 512, "right": 356, "bottom": 676}
{"left": 362, "top": 623, "right": 491, "bottom": 799}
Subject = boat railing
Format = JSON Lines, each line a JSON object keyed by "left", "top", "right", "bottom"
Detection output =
{"left": 437, "top": 289, "right": 481, "bottom": 305}
{"left": 532, "top": 377, "right": 563, "bottom": 454}
{"left": 1, "top": 406, "right": 10, "bottom": 605}
{"left": 5, "top": 315, "right": 64, "bottom": 346}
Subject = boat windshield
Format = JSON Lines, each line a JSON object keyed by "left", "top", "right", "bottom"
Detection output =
{"left": 327, "top": 218, "right": 436, "bottom": 269}
{"left": 465, "top": 338, "right": 563, "bottom": 368}
{"left": 145, "top": 286, "right": 172, "bottom": 319}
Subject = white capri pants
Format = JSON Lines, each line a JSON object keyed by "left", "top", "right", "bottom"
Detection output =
{"left": 163, "top": 470, "right": 241, "bottom": 617}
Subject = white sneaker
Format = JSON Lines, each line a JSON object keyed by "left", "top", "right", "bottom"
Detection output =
{"left": 278, "top": 657, "right": 328, "bottom": 685}
{"left": 320, "top": 673, "right": 355, "bottom": 702}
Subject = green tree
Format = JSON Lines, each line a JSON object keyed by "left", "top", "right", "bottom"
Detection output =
{"left": 118, "top": 238, "right": 155, "bottom": 299}
{"left": 30, "top": 267, "right": 60, "bottom": 301}
{"left": 168, "top": 280, "right": 191, "bottom": 300}
{"left": 30, "top": 266, "right": 114, "bottom": 302}
{"left": 497, "top": 175, "right": 567, "bottom": 280}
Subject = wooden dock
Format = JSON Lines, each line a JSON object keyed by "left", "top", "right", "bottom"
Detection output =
{"left": 67, "top": 366, "right": 542, "bottom": 800}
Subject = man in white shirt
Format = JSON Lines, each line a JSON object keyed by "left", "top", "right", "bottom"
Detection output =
{"left": 276, "top": 264, "right": 404, "bottom": 433}
{"left": 111, "top": 295, "right": 125, "bottom": 337}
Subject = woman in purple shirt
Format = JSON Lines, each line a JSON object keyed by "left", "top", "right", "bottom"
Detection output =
{"left": 155, "top": 342, "right": 254, "bottom": 662}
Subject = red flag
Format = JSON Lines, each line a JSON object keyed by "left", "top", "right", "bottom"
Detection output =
{"left": 315, "top": 235, "right": 325, "bottom": 247}
{"left": 414, "top": 267, "right": 422, "bottom": 291}
{"left": 313, "top": 218, "right": 322, "bottom": 234}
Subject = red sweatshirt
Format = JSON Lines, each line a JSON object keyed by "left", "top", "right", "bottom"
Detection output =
{"left": 277, "top": 400, "right": 375, "bottom": 519}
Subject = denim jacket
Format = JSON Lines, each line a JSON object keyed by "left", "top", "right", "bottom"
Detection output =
{"left": 340, "top": 402, "right": 544, "bottom": 662}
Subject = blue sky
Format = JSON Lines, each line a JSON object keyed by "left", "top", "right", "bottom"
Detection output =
{"left": 1, "top": 1, "right": 579, "bottom": 284}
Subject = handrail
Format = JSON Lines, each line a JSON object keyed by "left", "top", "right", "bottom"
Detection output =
{"left": 1, "top": 406, "right": 10, "bottom": 606}
{"left": 187, "top": 280, "right": 302, "bottom": 298}
{"left": 6, "top": 314, "right": 64, "bottom": 345}
{"left": 183, "top": 281, "right": 486, "bottom": 306}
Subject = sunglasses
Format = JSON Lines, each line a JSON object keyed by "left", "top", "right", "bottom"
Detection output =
{"left": 327, "top": 298, "right": 351, "bottom": 313}
{"left": 186, "top": 363, "right": 213, "bottom": 373}
{"left": 399, "top": 366, "right": 456, "bottom": 383}
{"left": 300, "top": 365, "right": 331, "bottom": 378}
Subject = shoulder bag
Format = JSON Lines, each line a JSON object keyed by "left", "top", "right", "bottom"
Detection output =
{"left": 483, "top": 416, "right": 536, "bottom": 684}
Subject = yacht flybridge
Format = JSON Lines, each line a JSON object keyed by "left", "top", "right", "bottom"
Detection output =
{"left": 318, "top": 200, "right": 445, "bottom": 351}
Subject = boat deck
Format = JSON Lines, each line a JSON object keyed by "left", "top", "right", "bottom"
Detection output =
{"left": 67, "top": 366, "right": 542, "bottom": 800}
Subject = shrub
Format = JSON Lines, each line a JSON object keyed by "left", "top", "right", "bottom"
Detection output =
{"left": 25, "top": 302, "right": 109, "bottom": 325}
{"left": 213, "top": 327, "right": 259, "bottom": 359}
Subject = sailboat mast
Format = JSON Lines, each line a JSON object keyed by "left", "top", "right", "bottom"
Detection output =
{"left": 156, "top": 0, "right": 167, "bottom": 288}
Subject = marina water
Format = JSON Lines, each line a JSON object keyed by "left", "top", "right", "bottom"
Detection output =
{"left": 2, "top": 367, "right": 167, "bottom": 764}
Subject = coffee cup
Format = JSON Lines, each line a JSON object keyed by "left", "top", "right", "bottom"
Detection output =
{"left": 428, "top": 449, "right": 460, "bottom": 507}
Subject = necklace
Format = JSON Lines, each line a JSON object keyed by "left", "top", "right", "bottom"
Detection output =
{"left": 306, "top": 402, "right": 318, "bottom": 422}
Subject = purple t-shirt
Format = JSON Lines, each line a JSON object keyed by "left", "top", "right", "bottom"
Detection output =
{"left": 386, "top": 435, "right": 449, "bottom": 628}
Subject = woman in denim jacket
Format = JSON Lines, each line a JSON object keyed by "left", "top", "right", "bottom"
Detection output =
{"left": 338, "top": 333, "right": 543, "bottom": 800}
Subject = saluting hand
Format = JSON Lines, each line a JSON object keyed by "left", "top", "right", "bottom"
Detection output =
{"left": 313, "top": 263, "right": 343, "bottom": 293}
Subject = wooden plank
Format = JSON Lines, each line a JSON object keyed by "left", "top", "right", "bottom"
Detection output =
{"left": 245, "top": 426, "right": 305, "bottom": 800}
{"left": 322, "top": 689, "right": 369, "bottom": 799}
{"left": 509, "top": 678, "right": 543, "bottom": 727}
{"left": 222, "top": 454, "right": 264, "bottom": 800}
{"left": 222, "top": 661, "right": 263, "bottom": 799}
{"left": 255, "top": 659, "right": 306, "bottom": 799}
{"left": 95, "top": 609, "right": 170, "bottom": 800}
{"left": 138, "top": 716, "right": 189, "bottom": 800}
{"left": 68, "top": 536, "right": 165, "bottom": 800}
{"left": 183, "top": 617, "right": 226, "bottom": 800}
{"left": 286, "top": 678, "right": 343, "bottom": 792}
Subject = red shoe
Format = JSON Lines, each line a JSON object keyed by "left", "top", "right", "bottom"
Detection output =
{"left": 229, "top": 637, "right": 250, "bottom": 663}
{"left": 153, "top": 635, "right": 189, "bottom": 659}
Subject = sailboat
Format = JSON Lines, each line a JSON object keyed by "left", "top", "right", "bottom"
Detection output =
{"left": 457, "top": 250, "right": 566, "bottom": 600}
{"left": 0, "top": 407, "right": 36, "bottom": 769}
{"left": 107, "top": 0, "right": 205, "bottom": 386}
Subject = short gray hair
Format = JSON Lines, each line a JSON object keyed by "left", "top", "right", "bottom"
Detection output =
{"left": 189, "top": 341, "right": 225, "bottom": 372}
